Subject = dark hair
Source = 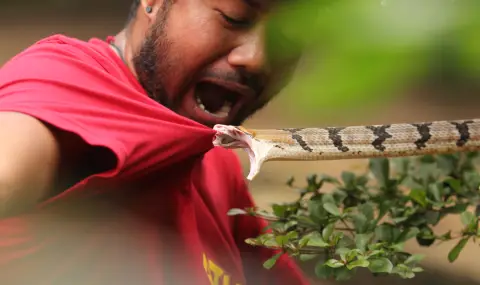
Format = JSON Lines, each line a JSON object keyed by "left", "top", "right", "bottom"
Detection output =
{"left": 126, "top": 0, "right": 141, "bottom": 24}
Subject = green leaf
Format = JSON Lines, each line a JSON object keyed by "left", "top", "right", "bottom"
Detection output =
{"left": 308, "top": 199, "right": 328, "bottom": 223}
{"left": 322, "top": 224, "right": 335, "bottom": 241}
{"left": 227, "top": 208, "right": 247, "bottom": 216}
{"left": 266, "top": 221, "right": 286, "bottom": 232}
{"left": 448, "top": 237, "right": 469, "bottom": 263}
{"left": 341, "top": 171, "right": 356, "bottom": 188}
{"left": 445, "top": 178, "right": 463, "bottom": 194}
{"left": 412, "top": 267, "right": 424, "bottom": 273}
{"left": 405, "top": 254, "right": 425, "bottom": 265}
{"left": 272, "top": 204, "right": 287, "bottom": 218}
{"left": 369, "top": 158, "right": 390, "bottom": 187}
{"left": 352, "top": 213, "right": 368, "bottom": 233}
{"left": 286, "top": 231, "right": 298, "bottom": 240}
{"left": 296, "top": 215, "right": 316, "bottom": 227}
{"left": 334, "top": 267, "right": 354, "bottom": 281}
{"left": 392, "top": 157, "right": 410, "bottom": 176}
{"left": 356, "top": 175, "right": 369, "bottom": 186}
{"left": 321, "top": 193, "right": 336, "bottom": 205}
{"left": 263, "top": 252, "right": 283, "bottom": 269}
{"left": 427, "top": 183, "right": 442, "bottom": 202}
{"left": 319, "top": 174, "right": 341, "bottom": 185}
{"left": 436, "top": 154, "right": 457, "bottom": 174}
{"left": 416, "top": 227, "right": 436, "bottom": 247}
{"left": 409, "top": 189, "right": 427, "bottom": 207}
{"left": 325, "top": 259, "right": 345, "bottom": 268}
{"left": 346, "top": 249, "right": 363, "bottom": 262}
{"left": 336, "top": 247, "right": 350, "bottom": 262}
{"left": 393, "top": 263, "right": 417, "bottom": 279}
{"left": 331, "top": 232, "right": 345, "bottom": 246}
{"left": 377, "top": 201, "right": 393, "bottom": 221}
{"left": 396, "top": 227, "right": 420, "bottom": 243}
{"left": 275, "top": 235, "right": 289, "bottom": 248}
{"left": 262, "top": 235, "right": 279, "bottom": 247}
{"left": 333, "top": 190, "right": 348, "bottom": 205}
{"left": 323, "top": 202, "right": 341, "bottom": 216}
{"left": 315, "top": 262, "right": 333, "bottom": 279}
{"left": 425, "top": 211, "right": 441, "bottom": 226}
{"left": 461, "top": 211, "right": 475, "bottom": 226}
{"left": 375, "top": 224, "right": 399, "bottom": 243}
{"left": 284, "top": 220, "right": 298, "bottom": 231}
{"left": 305, "top": 233, "right": 330, "bottom": 248}
{"left": 355, "top": 233, "right": 373, "bottom": 252}
{"left": 245, "top": 238, "right": 259, "bottom": 246}
{"left": 365, "top": 249, "right": 384, "bottom": 259}
{"left": 358, "top": 203, "right": 375, "bottom": 221}
{"left": 337, "top": 235, "right": 355, "bottom": 249}
{"left": 347, "top": 259, "right": 370, "bottom": 270}
{"left": 300, "top": 254, "right": 319, "bottom": 262}
{"left": 443, "top": 203, "right": 469, "bottom": 214}
{"left": 439, "top": 230, "right": 453, "bottom": 241}
{"left": 368, "top": 257, "right": 394, "bottom": 273}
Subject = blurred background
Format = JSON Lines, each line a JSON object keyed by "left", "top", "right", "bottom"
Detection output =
{"left": 0, "top": 0, "right": 479, "bottom": 284}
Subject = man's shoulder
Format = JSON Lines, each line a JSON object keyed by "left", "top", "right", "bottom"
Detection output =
{"left": 34, "top": 34, "right": 91, "bottom": 47}
{"left": 2, "top": 34, "right": 113, "bottom": 75}
{"left": 0, "top": 33, "right": 137, "bottom": 97}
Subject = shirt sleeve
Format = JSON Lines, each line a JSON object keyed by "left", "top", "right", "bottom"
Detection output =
{"left": 0, "top": 36, "right": 217, "bottom": 201}
{"left": 0, "top": 38, "right": 129, "bottom": 178}
{"left": 230, "top": 159, "right": 311, "bottom": 285}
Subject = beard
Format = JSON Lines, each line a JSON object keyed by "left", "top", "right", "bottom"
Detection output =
{"left": 132, "top": 1, "right": 175, "bottom": 109}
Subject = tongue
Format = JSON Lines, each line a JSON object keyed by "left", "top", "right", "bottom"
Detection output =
{"left": 196, "top": 83, "right": 230, "bottom": 113}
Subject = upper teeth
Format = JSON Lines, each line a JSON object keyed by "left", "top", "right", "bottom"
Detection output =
{"left": 196, "top": 95, "right": 232, "bottom": 118}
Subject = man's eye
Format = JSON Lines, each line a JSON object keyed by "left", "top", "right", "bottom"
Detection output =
{"left": 220, "top": 12, "right": 252, "bottom": 28}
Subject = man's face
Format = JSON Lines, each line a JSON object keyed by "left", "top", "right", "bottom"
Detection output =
{"left": 132, "top": 0, "right": 298, "bottom": 127}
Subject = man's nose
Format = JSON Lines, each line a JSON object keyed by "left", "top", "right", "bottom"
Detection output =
{"left": 227, "top": 24, "right": 270, "bottom": 76}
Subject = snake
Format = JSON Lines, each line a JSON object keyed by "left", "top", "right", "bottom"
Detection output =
{"left": 212, "top": 118, "right": 480, "bottom": 180}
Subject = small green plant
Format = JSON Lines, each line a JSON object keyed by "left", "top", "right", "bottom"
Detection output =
{"left": 228, "top": 152, "right": 480, "bottom": 281}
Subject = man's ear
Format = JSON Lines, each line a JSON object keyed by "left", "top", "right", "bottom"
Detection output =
{"left": 140, "top": 0, "right": 163, "bottom": 22}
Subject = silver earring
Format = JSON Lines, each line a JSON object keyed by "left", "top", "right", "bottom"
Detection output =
{"left": 146, "top": 6, "right": 153, "bottom": 13}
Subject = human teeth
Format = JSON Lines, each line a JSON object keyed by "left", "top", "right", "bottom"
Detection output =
{"left": 213, "top": 102, "right": 232, "bottom": 118}
{"left": 196, "top": 95, "right": 207, "bottom": 111}
{"left": 196, "top": 95, "right": 232, "bottom": 118}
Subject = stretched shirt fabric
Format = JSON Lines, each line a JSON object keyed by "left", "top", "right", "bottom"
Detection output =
{"left": 0, "top": 35, "right": 309, "bottom": 285}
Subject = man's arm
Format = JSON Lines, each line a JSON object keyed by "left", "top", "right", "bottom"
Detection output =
{"left": 0, "top": 111, "right": 108, "bottom": 218}
{"left": 0, "top": 112, "right": 61, "bottom": 217}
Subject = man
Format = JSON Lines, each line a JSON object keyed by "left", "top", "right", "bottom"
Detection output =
{"left": 0, "top": 0, "right": 308, "bottom": 284}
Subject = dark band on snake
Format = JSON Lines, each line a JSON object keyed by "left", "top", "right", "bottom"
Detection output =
{"left": 366, "top": 125, "right": 392, "bottom": 152}
{"left": 327, "top": 127, "right": 349, "bottom": 152}
{"left": 282, "top": 128, "right": 313, "bottom": 152}
{"left": 451, "top": 120, "right": 474, "bottom": 147}
{"left": 412, "top": 123, "right": 432, "bottom": 149}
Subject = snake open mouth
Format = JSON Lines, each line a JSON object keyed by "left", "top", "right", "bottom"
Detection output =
{"left": 195, "top": 82, "right": 240, "bottom": 118}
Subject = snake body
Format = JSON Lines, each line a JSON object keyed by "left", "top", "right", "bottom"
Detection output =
{"left": 212, "top": 119, "right": 480, "bottom": 180}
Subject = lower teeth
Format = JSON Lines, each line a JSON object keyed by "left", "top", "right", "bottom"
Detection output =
{"left": 196, "top": 95, "right": 232, "bottom": 118}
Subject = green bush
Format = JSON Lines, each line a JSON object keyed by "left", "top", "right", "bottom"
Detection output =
{"left": 228, "top": 152, "right": 480, "bottom": 281}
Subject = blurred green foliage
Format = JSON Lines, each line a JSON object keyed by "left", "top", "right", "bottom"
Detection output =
{"left": 229, "top": 152, "right": 480, "bottom": 281}
{"left": 266, "top": 0, "right": 479, "bottom": 115}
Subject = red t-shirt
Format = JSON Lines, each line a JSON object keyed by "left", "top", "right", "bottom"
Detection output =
{"left": 0, "top": 35, "right": 309, "bottom": 285}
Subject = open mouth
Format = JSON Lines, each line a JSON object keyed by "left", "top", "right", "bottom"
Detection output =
{"left": 194, "top": 81, "right": 242, "bottom": 121}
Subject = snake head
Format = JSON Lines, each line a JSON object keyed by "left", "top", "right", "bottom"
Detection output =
{"left": 212, "top": 124, "right": 251, "bottom": 149}
{"left": 213, "top": 124, "right": 273, "bottom": 181}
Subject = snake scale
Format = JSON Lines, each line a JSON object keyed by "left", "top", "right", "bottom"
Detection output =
{"left": 212, "top": 118, "right": 480, "bottom": 180}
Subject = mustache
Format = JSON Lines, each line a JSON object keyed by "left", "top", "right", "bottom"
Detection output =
{"left": 199, "top": 69, "right": 265, "bottom": 96}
